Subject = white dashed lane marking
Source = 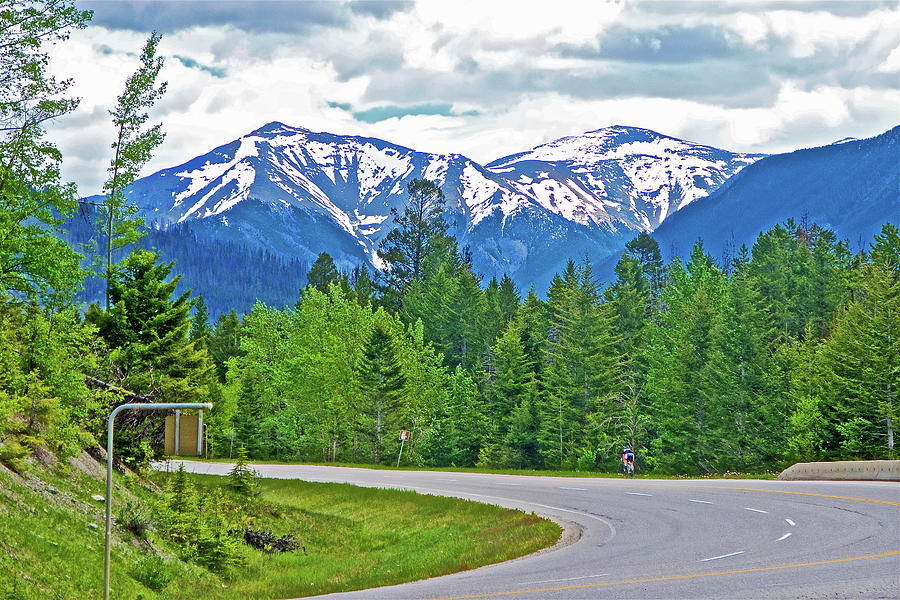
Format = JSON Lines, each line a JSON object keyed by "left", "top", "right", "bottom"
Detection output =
{"left": 785, "top": 518, "right": 796, "bottom": 526}
{"left": 526, "top": 574, "right": 608, "bottom": 584}
{"left": 744, "top": 507, "right": 769, "bottom": 514}
{"left": 559, "top": 487, "right": 587, "bottom": 491}
{"left": 689, "top": 499, "right": 713, "bottom": 504}
{"left": 495, "top": 482, "right": 521, "bottom": 486}
{"left": 777, "top": 533, "right": 793, "bottom": 541}
{"left": 625, "top": 492, "right": 653, "bottom": 497}
{"left": 701, "top": 551, "right": 745, "bottom": 562}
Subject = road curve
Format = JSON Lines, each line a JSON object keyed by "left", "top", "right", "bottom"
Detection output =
{"left": 169, "top": 461, "right": 900, "bottom": 599}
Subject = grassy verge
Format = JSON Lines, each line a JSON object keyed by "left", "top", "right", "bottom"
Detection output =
{"left": 168, "top": 474, "right": 560, "bottom": 599}
{"left": 0, "top": 455, "right": 560, "bottom": 600}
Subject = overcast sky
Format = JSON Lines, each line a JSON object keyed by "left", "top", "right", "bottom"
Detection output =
{"left": 47, "top": 0, "right": 900, "bottom": 195}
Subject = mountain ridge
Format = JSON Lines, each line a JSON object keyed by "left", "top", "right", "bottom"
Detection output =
{"left": 92, "top": 122, "right": 761, "bottom": 291}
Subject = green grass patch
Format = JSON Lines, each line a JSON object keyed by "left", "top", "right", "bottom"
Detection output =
{"left": 0, "top": 457, "right": 560, "bottom": 599}
{"left": 168, "top": 474, "right": 560, "bottom": 599}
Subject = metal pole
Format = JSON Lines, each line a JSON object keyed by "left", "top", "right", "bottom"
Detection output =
{"left": 105, "top": 402, "right": 211, "bottom": 600}
{"left": 197, "top": 409, "right": 204, "bottom": 456}
{"left": 396, "top": 439, "right": 405, "bottom": 468}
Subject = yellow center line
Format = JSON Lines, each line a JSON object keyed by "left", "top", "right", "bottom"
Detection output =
{"left": 427, "top": 550, "right": 900, "bottom": 600}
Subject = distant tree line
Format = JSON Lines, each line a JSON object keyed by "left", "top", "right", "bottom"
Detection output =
{"left": 212, "top": 178, "right": 898, "bottom": 473}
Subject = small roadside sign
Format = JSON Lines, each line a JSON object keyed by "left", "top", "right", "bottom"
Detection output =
{"left": 397, "top": 430, "right": 410, "bottom": 466}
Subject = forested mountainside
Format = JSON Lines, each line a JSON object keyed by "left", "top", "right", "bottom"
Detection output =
{"left": 652, "top": 125, "right": 900, "bottom": 263}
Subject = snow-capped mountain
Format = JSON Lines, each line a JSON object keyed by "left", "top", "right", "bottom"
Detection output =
{"left": 487, "top": 125, "right": 761, "bottom": 230}
{"left": 106, "top": 121, "right": 762, "bottom": 291}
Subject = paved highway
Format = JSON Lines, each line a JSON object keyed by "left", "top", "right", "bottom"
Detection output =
{"left": 171, "top": 462, "right": 900, "bottom": 599}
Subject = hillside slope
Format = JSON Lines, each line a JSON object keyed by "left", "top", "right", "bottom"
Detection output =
{"left": 651, "top": 126, "right": 899, "bottom": 262}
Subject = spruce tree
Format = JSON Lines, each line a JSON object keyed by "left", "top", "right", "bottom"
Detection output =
{"left": 209, "top": 309, "right": 243, "bottom": 383}
{"left": 305, "top": 252, "right": 339, "bottom": 292}
{"left": 356, "top": 325, "right": 406, "bottom": 462}
{"left": 190, "top": 294, "right": 212, "bottom": 349}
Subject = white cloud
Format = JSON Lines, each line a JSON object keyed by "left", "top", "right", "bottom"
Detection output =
{"left": 42, "top": 1, "right": 900, "bottom": 196}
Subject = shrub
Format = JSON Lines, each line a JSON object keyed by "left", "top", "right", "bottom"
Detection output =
{"left": 227, "top": 445, "right": 258, "bottom": 497}
{"left": 131, "top": 555, "right": 173, "bottom": 592}
{"left": 118, "top": 500, "right": 150, "bottom": 538}
{"left": 158, "top": 465, "right": 245, "bottom": 574}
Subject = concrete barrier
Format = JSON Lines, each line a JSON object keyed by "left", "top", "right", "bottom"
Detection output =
{"left": 778, "top": 460, "right": 900, "bottom": 481}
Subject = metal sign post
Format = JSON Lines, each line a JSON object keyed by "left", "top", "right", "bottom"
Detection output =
{"left": 104, "top": 402, "right": 212, "bottom": 600}
{"left": 396, "top": 430, "right": 409, "bottom": 467}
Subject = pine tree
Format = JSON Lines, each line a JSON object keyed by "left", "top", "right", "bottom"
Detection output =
{"left": 352, "top": 264, "right": 376, "bottom": 306}
{"left": 645, "top": 241, "right": 727, "bottom": 474}
{"left": 305, "top": 252, "right": 339, "bottom": 292}
{"left": 190, "top": 295, "right": 212, "bottom": 349}
{"left": 209, "top": 309, "right": 243, "bottom": 383}
{"left": 820, "top": 256, "right": 898, "bottom": 459}
{"left": 377, "top": 178, "right": 448, "bottom": 300}
{"left": 356, "top": 325, "right": 406, "bottom": 462}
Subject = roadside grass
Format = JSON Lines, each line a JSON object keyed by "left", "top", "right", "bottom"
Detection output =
{"left": 0, "top": 456, "right": 560, "bottom": 600}
{"left": 166, "top": 474, "right": 561, "bottom": 599}
{"left": 191, "top": 458, "right": 780, "bottom": 480}
{"left": 0, "top": 458, "right": 214, "bottom": 600}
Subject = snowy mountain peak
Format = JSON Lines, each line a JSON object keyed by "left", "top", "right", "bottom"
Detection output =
{"left": 110, "top": 122, "right": 767, "bottom": 291}
{"left": 250, "top": 121, "right": 310, "bottom": 137}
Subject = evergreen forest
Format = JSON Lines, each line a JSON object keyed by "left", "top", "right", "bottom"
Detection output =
{"left": 1, "top": 1, "right": 897, "bottom": 479}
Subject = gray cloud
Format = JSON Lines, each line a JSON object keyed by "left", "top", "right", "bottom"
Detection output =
{"left": 558, "top": 25, "right": 741, "bottom": 63}
{"left": 329, "top": 30, "right": 406, "bottom": 81}
{"left": 348, "top": 1, "right": 412, "bottom": 19}
{"left": 81, "top": 0, "right": 349, "bottom": 34}
{"left": 632, "top": 0, "right": 896, "bottom": 18}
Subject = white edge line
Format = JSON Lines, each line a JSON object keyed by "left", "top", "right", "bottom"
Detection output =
{"left": 776, "top": 532, "right": 792, "bottom": 541}
{"left": 689, "top": 499, "right": 713, "bottom": 504}
{"left": 496, "top": 482, "right": 521, "bottom": 486}
{"left": 559, "top": 487, "right": 587, "bottom": 491}
{"left": 744, "top": 507, "right": 769, "bottom": 513}
{"left": 625, "top": 492, "right": 653, "bottom": 497}
{"left": 785, "top": 518, "right": 796, "bottom": 526}
{"left": 700, "top": 550, "right": 745, "bottom": 562}
{"left": 527, "top": 574, "right": 608, "bottom": 584}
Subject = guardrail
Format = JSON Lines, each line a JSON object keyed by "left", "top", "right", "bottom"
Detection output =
{"left": 777, "top": 460, "right": 900, "bottom": 481}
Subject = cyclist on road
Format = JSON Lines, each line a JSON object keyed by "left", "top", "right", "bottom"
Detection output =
{"left": 622, "top": 446, "right": 635, "bottom": 476}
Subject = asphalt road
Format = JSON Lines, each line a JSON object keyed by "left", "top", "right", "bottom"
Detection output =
{"left": 170, "top": 461, "right": 900, "bottom": 599}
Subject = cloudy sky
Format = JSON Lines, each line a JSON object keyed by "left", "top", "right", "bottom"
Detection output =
{"left": 47, "top": 0, "right": 900, "bottom": 195}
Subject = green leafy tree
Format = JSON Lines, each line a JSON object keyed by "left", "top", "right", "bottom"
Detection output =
{"left": 100, "top": 32, "right": 167, "bottom": 309}
{"left": 0, "top": 0, "right": 91, "bottom": 306}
